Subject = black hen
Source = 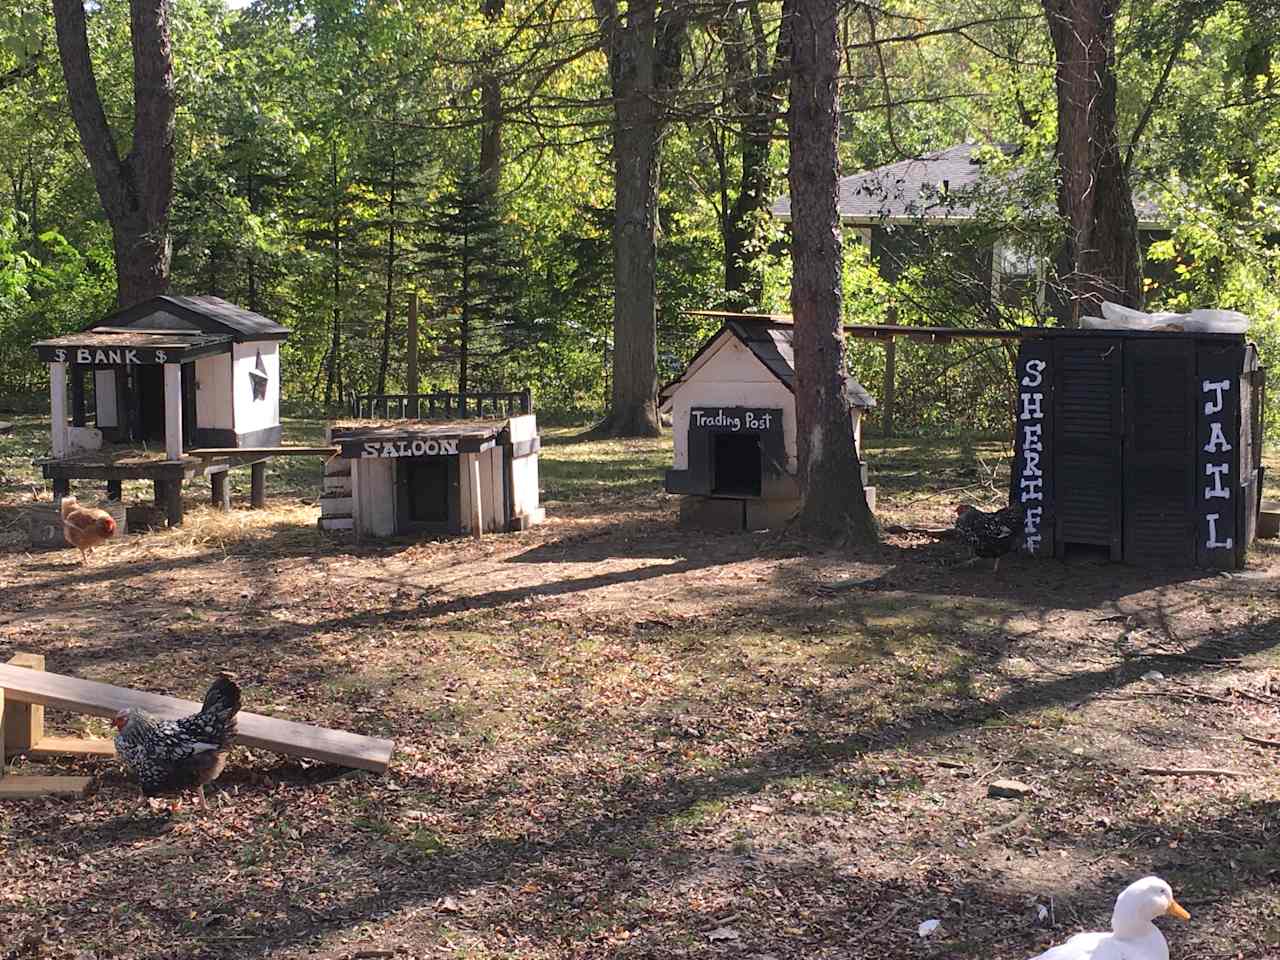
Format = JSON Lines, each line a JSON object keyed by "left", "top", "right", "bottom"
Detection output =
{"left": 954, "top": 503, "right": 1025, "bottom": 571}
{"left": 112, "top": 676, "right": 241, "bottom": 807}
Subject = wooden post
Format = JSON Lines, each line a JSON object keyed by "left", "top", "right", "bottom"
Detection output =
{"left": 465, "top": 452, "right": 483, "bottom": 539}
{"left": 4, "top": 654, "right": 45, "bottom": 755}
{"left": 49, "top": 361, "right": 69, "bottom": 458}
{"left": 53, "top": 478, "right": 70, "bottom": 500}
{"left": 162, "top": 477, "right": 183, "bottom": 527}
{"left": 211, "top": 470, "right": 230, "bottom": 511}
{"left": 882, "top": 305, "right": 897, "bottom": 439}
{"left": 106, "top": 477, "right": 122, "bottom": 501}
{"left": 163, "top": 362, "right": 183, "bottom": 461}
{"left": 407, "top": 291, "right": 419, "bottom": 399}
{"left": 250, "top": 461, "right": 266, "bottom": 508}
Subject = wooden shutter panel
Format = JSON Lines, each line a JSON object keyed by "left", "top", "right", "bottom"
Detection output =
{"left": 1053, "top": 338, "right": 1122, "bottom": 558}
{"left": 1122, "top": 340, "right": 1196, "bottom": 565}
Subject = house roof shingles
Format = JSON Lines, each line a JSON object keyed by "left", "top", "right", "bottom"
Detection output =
{"left": 770, "top": 143, "right": 1165, "bottom": 226}
{"left": 89, "top": 295, "right": 290, "bottom": 341}
{"left": 662, "top": 318, "right": 875, "bottom": 409}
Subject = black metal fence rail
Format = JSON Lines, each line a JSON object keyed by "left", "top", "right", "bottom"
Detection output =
{"left": 350, "top": 389, "right": 532, "bottom": 421}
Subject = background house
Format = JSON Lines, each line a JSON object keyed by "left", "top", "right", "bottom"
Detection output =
{"left": 770, "top": 144, "right": 1173, "bottom": 319}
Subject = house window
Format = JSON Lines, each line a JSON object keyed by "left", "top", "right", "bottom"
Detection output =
{"left": 249, "top": 349, "right": 269, "bottom": 401}
{"left": 992, "top": 239, "right": 1045, "bottom": 308}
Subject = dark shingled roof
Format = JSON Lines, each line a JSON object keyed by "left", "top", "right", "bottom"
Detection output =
{"left": 88, "top": 295, "right": 290, "bottom": 341}
{"left": 662, "top": 318, "right": 875, "bottom": 409}
{"left": 770, "top": 143, "right": 1165, "bottom": 225}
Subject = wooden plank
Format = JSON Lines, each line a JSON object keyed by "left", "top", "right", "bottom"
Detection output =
{"left": 0, "top": 775, "right": 93, "bottom": 799}
{"left": 463, "top": 452, "right": 483, "bottom": 539}
{"left": 27, "top": 735, "right": 116, "bottom": 758}
{"left": 0, "top": 663, "right": 394, "bottom": 773}
{"left": 319, "top": 517, "right": 354, "bottom": 531}
{"left": 163, "top": 362, "right": 183, "bottom": 461}
{"left": 188, "top": 447, "right": 339, "bottom": 457}
{"left": 4, "top": 654, "right": 44, "bottom": 753}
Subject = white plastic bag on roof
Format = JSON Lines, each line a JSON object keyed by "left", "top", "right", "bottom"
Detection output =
{"left": 1080, "top": 301, "right": 1250, "bottom": 334}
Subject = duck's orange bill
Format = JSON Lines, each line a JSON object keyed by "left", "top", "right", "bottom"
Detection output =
{"left": 1166, "top": 899, "right": 1191, "bottom": 921}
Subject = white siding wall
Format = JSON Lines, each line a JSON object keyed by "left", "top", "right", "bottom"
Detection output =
{"left": 669, "top": 337, "right": 797, "bottom": 472}
{"left": 195, "top": 353, "right": 234, "bottom": 430}
{"left": 94, "top": 370, "right": 118, "bottom": 427}
{"left": 511, "top": 454, "right": 540, "bottom": 518}
{"left": 354, "top": 458, "right": 396, "bottom": 536}
{"left": 232, "top": 341, "right": 280, "bottom": 435}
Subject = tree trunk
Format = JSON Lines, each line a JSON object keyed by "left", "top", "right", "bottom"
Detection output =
{"left": 479, "top": 0, "right": 505, "bottom": 195}
{"left": 377, "top": 149, "right": 397, "bottom": 395}
{"left": 52, "top": 0, "right": 174, "bottom": 308}
{"left": 324, "top": 139, "right": 343, "bottom": 406}
{"left": 722, "top": 0, "right": 790, "bottom": 310}
{"left": 786, "top": 0, "right": 876, "bottom": 542}
{"left": 1043, "top": 0, "right": 1141, "bottom": 325}
{"left": 593, "top": 0, "right": 686, "bottom": 437}
{"left": 608, "top": 98, "right": 662, "bottom": 436}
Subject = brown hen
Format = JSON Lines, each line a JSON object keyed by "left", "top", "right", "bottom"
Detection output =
{"left": 61, "top": 496, "right": 117, "bottom": 563}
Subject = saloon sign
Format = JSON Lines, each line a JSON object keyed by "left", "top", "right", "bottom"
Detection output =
{"left": 355, "top": 438, "right": 459, "bottom": 458}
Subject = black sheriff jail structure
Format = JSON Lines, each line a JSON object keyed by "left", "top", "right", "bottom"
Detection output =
{"left": 1011, "top": 328, "right": 1266, "bottom": 569}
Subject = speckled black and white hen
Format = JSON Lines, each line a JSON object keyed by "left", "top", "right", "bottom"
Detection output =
{"left": 112, "top": 676, "right": 241, "bottom": 808}
{"left": 954, "top": 503, "right": 1025, "bottom": 572}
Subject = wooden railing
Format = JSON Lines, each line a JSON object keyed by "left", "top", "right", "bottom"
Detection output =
{"left": 350, "top": 389, "right": 532, "bottom": 421}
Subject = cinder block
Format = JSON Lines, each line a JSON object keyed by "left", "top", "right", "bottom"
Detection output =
{"left": 678, "top": 496, "right": 745, "bottom": 531}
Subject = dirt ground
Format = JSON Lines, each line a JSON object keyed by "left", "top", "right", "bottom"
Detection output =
{"left": 2, "top": 416, "right": 1279, "bottom": 960}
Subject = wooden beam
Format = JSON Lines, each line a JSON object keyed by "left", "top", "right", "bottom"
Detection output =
{"left": 27, "top": 736, "right": 115, "bottom": 758}
{"left": 0, "top": 776, "right": 93, "bottom": 799}
{"left": 465, "top": 452, "right": 483, "bottom": 540}
{"left": 0, "top": 662, "right": 395, "bottom": 773}
{"left": 163, "top": 362, "right": 183, "bottom": 461}
{"left": 4, "top": 654, "right": 44, "bottom": 754}
{"left": 187, "top": 447, "right": 338, "bottom": 457}
{"left": 49, "top": 361, "right": 69, "bottom": 458}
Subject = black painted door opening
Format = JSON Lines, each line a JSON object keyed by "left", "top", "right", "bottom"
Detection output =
{"left": 135, "top": 364, "right": 166, "bottom": 442}
{"left": 713, "top": 433, "right": 762, "bottom": 497}
{"left": 406, "top": 459, "right": 450, "bottom": 523}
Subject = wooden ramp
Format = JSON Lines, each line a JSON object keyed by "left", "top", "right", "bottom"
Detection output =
{"left": 0, "top": 662, "right": 394, "bottom": 773}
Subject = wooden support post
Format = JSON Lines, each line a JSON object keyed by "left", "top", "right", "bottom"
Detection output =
{"left": 465, "top": 452, "right": 483, "bottom": 540}
{"left": 250, "top": 461, "right": 266, "bottom": 508}
{"left": 4, "top": 654, "right": 45, "bottom": 755}
{"left": 106, "top": 477, "right": 122, "bottom": 501}
{"left": 49, "top": 361, "right": 69, "bottom": 458}
{"left": 52, "top": 478, "right": 70, "bottom": 500}
{"left": 163, "top": 362, "right": 183, "bottom": 461}
{"left": 211, "top": 470, "right": 230, "bottom": 511}
{"left": 882, "top": 305, "right": 897, "bottom": 439}
{"left": 166, "top": 478, "right": 184, "bottom": 527}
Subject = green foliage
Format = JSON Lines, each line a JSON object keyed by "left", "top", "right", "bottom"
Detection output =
{"left": 0, "top": 0, "right": 1272, "bottom": 443}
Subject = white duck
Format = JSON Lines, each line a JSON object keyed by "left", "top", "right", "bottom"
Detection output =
{"left": 1029, "top": 876, "right": 1190, "bottom": 960}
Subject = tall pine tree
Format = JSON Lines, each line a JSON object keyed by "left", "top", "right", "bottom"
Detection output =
{"left": 418, "top": 168, "right": 525, "bottom": 408}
